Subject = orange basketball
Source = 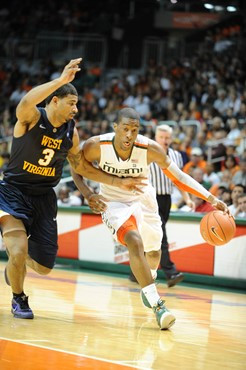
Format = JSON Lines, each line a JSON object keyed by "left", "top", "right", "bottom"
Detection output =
{"left": 200, "top": 210, "right": 236, "bottom": 246}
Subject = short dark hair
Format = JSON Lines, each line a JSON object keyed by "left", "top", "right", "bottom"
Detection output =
{"left": 116, "top": 107, "right": 140, "bottom": 124}
{"left": 45, "top": 83, "right": 78, "bottom": 105}
{"left": 234, "top": 184, "right": 246, "bottom": 192}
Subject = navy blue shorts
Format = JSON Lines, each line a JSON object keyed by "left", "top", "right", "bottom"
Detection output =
{"left": 0, "top": 181, "right": 58, "bottom": 269}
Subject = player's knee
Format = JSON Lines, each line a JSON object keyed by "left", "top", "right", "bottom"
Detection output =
{"left": 147, "top": 250, "right": 161, "bottom": 258}
{"left": 6, "top": 236, "right": 28, "bottom": 265}
{"left": 125, "top": 232, "right": 144, "bottom": 256}
{"left": 9, "top": 248, "right": 28, "bottom": 266}
{"left": 34, "top": 264, "right": 52, "bottom": 275}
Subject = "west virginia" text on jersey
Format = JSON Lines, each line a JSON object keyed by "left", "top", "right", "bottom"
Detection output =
{"left": 23, "top": 161, "right": 55, "bottom": 176}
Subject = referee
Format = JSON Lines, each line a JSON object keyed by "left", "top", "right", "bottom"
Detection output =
{"left": 150, "top": 125, "right": 194, "bottom": 287}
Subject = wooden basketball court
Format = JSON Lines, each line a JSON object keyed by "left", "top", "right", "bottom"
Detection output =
{"left": 0, "top": 261, "right": 245, "bottom": 370}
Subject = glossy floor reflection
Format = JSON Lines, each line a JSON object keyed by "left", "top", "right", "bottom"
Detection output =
{"left": 0, "top": 261, "right": 245, "bottom": 370}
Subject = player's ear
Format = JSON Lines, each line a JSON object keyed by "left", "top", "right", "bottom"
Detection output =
{"left": 113, "top": 122, "right": 117, "bottom": 131}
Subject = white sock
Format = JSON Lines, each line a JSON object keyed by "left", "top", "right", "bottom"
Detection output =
{"left": 150, "top": 269, "right": 157, "bottom": 280}
{"left": 142, "top": 283, "right": 160, "bottom": 307}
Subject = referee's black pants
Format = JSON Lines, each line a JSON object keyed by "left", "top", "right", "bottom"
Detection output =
{"left": 156, "top": 194, "right": 179, "bottom": 279}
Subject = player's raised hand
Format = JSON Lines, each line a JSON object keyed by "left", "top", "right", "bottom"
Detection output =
{"left": 114, "top": 177, "right": 147, "bottom": 194}
{"left": 59, "top": 58, "right": 82, "bottom": 84}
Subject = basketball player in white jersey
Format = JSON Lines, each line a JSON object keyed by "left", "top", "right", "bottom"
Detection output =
{"left": 81, "top": 107, "right": 229, "bottom": 330}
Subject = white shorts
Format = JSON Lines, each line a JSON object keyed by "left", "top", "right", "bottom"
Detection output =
{"left": 102, "top": 187, "right": 163, "bottom": 252}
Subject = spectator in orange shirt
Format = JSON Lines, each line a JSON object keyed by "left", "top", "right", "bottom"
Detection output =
{"left": 183, "top": 147, "right": 207, "bottom": 175}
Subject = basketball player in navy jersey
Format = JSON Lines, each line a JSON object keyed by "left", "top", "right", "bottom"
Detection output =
{"left": 82, "top": 107, "right": 230, "bottom": 330}
{"left": 0, "top": 59, "right": 145, "bottom": 319}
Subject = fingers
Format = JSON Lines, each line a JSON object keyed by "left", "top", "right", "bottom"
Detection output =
{"left": 133, "top": 177, "right": 148, "bottom": 186}
{"left": 131, "top": 186, "right": 144, "bottom": 194}
{"left": 68, "top": 58, "right": 82, "bottom": 66}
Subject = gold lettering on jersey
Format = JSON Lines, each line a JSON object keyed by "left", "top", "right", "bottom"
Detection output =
{"left": 41, "top": 135, "right": 62, "bottom": 150}
{"left": 23, "top": 161, "right": 55, "bottom": 176}
{"left": 103, "top": 164, "right": 143, "bottom": 175}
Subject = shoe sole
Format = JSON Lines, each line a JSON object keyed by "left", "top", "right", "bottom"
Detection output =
{"left": 11, "top": 308, "right": 34, "bottom": 319}
{"left": 168, "top": 274, "right": 184, "bottom": 288}
{"left": 159, "top": 312, "right": 176, "bottom": 330}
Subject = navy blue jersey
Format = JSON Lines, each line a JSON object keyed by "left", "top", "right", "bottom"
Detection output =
{"left": 4, "top": 108, "right": 75, "bottom": 195}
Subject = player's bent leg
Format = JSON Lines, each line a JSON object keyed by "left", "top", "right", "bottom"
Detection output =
{"left": 26, "top": 255, "right": 52, "bottom": 275}
{"left": 145, "top": 249, "right": 161, "bottom": 280}
{"left": 1, "top": 216, "right": 33, "bottom": 319}
{"left": 116, "top": 214, "right": 176, "bottom": 329}
{"left": 4, "top": 235, "right": 28, "bottom": 293}
{"left": 124, "top": 231, "right": 154, "bottom": 288}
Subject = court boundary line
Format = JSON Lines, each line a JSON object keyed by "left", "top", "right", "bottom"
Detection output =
{"left": 0, "top": 337, "right": 149, "bottom": 370}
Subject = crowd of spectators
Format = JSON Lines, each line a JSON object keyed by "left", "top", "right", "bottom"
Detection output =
{"left": 0, "top": 9, "right": 245, "bottom": 217}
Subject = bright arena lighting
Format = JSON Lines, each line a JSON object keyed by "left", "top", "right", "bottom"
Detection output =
{"left": 204, "top": 3, "right": 214, "bottom": 10}
{"left": 227, "top": 6, "right": 237, "bottom": 12}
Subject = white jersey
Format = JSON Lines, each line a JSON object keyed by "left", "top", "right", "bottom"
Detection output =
{"left": 99, "top": 133, "right": 152, "bottom": 202}
{"left": 99, "top": 133, "right": 163, "bottom": 251}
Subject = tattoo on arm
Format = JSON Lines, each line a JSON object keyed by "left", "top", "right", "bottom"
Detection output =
{"left": 67, "top": 151, "right": 82, "bottom": 170}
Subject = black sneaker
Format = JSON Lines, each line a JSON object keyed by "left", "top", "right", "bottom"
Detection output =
{"left": 167, "top": 272, "right": 184, "bottom": 288}
{"left": 11, "top": 294, "right": 34, "bottom": 319}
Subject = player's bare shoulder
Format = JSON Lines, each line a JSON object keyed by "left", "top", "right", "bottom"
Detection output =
{"left": 14, "top": 109, "right": 41, "bottom": 137}
{"left": 147, "top": 138, "right": 168, "bottom": 166}
{"left": 83, "top": 135, "right": 101, "bottom": 162}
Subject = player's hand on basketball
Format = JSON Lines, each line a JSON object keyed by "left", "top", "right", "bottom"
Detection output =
{"left": 114, "top": 177, "right": 147, "bottom": 194}
{"left": 59, "top": 58, "right": 82, "bottom": 84}
{"left": 87, "top": 194, "right": 108, "bottom": 214}
{"left": 208, "top": 195, "right": 231, "bottom": 216}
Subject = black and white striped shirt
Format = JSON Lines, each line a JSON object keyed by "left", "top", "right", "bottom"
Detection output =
{"left": 150, "top": 148, "right": 183, "bottom": 195}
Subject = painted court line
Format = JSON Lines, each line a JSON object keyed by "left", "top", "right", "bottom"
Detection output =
{"left": 0, "top": 337, "right": 147, "bottom": 370}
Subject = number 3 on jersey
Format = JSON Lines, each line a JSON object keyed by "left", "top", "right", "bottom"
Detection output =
{"left": 38, "top": 148, "right": 55, "bottom": 166}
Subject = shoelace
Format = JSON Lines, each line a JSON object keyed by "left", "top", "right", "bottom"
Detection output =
{"left": 153, "top": 299, "right": 165, "bottom": 312}
{"left": 15, "top": 295, "right": 30, "bottom": 310}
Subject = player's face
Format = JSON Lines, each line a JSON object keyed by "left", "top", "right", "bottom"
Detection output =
{"left": 114, "top": 118, "right": 140, "bottom": 151}
{"left": 155, "top": 131, "right": 172, "bottom": 151}
{"left": 57, "top": 94, "right": 78, "bottom": 121}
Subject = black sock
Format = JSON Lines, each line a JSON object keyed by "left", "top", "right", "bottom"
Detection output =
{"left": 13, "top": 292, "right": 25, "bottom": 299}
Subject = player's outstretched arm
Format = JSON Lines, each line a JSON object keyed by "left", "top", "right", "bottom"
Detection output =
{"left": 147, "top": 140, "right": 230, "bottom": 214}
{"left": 16, "top": 58, "right": 82, "bottom": 125}
{"left": 70, "top": 168, "right": 107, "bottom": 213}
{"left": 68, "top": 133, "right": 146, "bottom": 193}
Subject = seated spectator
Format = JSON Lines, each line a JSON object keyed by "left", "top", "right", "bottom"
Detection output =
{"left": 220, "top": 188, "right": 232, "bottom": 206}
{"left": 203, "top": 162, "right": 220, "bottom": 185}
{"left": 183, "top": 147, "right": 207, "bottom": 174}
{"left": 57, "top": 186, "right": 82, "bottom": 207}
{"left": 234, "top": 193, "right": 246, "bottom": 218}
{"left": 208, "top": 128, "right": 227, "bottom": 172}
{"left": 179, "top": 194, "right": 214, "bottom": 213}
{"left": 171, "top": 138, "right": 189, "bottom": 165}
{"left": 192, "top": 196, "right": 215, "bottom": 213}
{"left": 209, "top": 169, "right": 232, "bottom": 196}
{"left": 228, "top": 184, "right": 245, "bottom": 216}
{"left": 232, "top": 157, "right": 246, "bottom": 187}
{"left": 221, "top": 154, "right": 240, "bottom": 177}
{"left": 191, "top": 168, "right": 211, "bottom": 190}
{"left": 226, "top": 117, "right": 241, "bottom": 145}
